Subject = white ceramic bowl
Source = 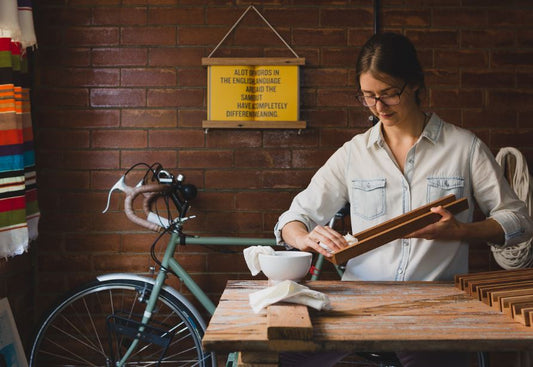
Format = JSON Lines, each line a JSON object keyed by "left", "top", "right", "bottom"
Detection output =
{"left": 258, "top": 251, "right": 312, "bottom": 282}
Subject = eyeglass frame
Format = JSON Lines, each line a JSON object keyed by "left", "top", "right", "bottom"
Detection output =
{"left": 356, "top": 82, "right": 407, "bottom": 107}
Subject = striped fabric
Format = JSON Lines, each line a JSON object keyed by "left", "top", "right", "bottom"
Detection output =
{"left": 0, "top": 1, "right": 38, "bottom": 258}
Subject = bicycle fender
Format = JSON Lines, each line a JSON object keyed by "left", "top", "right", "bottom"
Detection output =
{"left": 96, "top": 273, "right": 207, "bottom": 331}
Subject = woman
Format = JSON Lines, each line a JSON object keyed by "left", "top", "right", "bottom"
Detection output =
{"left": 274, "top": 32, "right": 533, "bottom": 367}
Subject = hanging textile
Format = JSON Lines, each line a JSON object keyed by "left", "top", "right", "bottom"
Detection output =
{"left": 0, "top": 0, "right": 38, "bottom": 258}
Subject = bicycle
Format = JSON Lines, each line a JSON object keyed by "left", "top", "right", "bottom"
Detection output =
{"left": 29, "top": 163, "right": 281, "bottom": 366}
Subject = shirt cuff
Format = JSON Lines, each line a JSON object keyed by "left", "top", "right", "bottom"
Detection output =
{"left": 490, "top": 210, "right": 528, "bottom": 248}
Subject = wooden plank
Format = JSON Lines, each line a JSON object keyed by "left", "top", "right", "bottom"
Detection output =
{"left": 202, "top": 57, "right": 306, "bottom": 66}
{"left": 202, "top": 120, "right": 306, "bottom": 129}
{"left": 329, "top": 196, "right": 468, "bottom": 265}
{"left": 466, "top": 273, "right": 533, "bottom": 297}
{"left": 501, "top": 295, "right": 533, "bottom": 317}
{"left": 512, "top": 304, "right": 533, "bottom": 325}
{"left": 490, "top": 286, "right": 533, "bottom": 310}
{"left": 238, "top": 352, "right": 278, "bottom": 367}
{"left": 454, "top": 268, "right": 533, "bottom": 291}
{"left": 267, "top": 304, "right": 313, "bottom": 340}
{"left": 239, "top": 351, "right": 279, "bottom": 364}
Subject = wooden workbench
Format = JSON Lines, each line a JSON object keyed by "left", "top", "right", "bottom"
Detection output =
{"left": 202, "top": 280, "right": 533, "bottom": 365}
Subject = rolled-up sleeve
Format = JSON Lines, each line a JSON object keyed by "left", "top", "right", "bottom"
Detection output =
{"left": 471, "top": 138, "right": 533, "bottom": 247}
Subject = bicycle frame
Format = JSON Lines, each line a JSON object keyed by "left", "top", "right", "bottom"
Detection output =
{"left": 115, "top": 232, "right": 277, "bottom": 366}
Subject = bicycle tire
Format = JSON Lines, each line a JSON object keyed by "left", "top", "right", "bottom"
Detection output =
{"left": 29, "top": 278, "right": 216, "bottom": 367}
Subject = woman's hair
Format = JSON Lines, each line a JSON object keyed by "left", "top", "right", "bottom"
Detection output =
{"left": 356, "top": 32, "right": 425, "bottom": 105}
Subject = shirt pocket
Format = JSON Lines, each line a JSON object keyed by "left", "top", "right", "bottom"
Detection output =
{"left": 426, "top": 177, "right": 465, "bottom": 202}
{"left": 351, "top": 178, "right": 386, "bottom": 220}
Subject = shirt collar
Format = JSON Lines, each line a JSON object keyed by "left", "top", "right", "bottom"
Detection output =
{"left": 367, "top": 112, "right": 443, "bottom": 149}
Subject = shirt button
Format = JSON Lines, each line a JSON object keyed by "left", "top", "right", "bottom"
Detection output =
{"left": 398, "top": 269, "right": 403, "bottom": 274}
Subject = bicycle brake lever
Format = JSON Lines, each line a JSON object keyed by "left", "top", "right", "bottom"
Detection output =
{"left": 102, "top": 176, "right": 143, "bottom": 213}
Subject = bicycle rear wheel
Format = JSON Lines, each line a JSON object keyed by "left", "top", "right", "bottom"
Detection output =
{"left": 30, "top": 278, "right": 215, "bottom": 367}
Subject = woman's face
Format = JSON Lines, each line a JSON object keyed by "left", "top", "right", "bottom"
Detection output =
{"left": 358, "top": 72, "right": 420, "bottom": 128}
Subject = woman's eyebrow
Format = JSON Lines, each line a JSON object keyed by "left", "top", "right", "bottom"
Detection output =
{"left": 361, "top": 86, "right": 397, "bottom": 94}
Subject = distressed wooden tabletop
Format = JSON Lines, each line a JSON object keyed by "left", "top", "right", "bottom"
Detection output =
{"left": 202, "top": 280, "right": 533, "bottom": 354}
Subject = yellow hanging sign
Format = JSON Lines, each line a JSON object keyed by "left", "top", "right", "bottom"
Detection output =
{"left": 207, "top": 64, "right": 300, "bottom": 122}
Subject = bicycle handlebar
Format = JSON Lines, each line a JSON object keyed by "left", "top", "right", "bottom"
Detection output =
{"left": 124, "top": 183, "right": 171, "bottom": 232}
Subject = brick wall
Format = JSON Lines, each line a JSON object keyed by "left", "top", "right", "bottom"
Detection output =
{"left": 31, "top": 0, "right": 532, "bottom": 336}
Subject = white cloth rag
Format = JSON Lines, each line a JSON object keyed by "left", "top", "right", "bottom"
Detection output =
{"left": 243, "top": 245, "right": 275, "bottom": 276}
{"left": 249, "top": 280, "right": 331, "bottom": 314}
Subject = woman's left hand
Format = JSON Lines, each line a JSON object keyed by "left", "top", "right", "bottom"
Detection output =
{"left": 406, "top": 206, "right": 465, "bottom": 240}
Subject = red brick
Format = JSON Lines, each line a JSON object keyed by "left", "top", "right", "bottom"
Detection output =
{"left": 204, "top": 211, "right": 263, "bottom": 233}
{"left": 92, "top": 48, "right": 148, "bottom": 66}
{"left": 122, "top": 109, "right": 177, "bottom": 128}
{"left": 489, "top": 91, "right": 533, "bottom": 111}
{"left": 263, "top": 170, "right": 314, "bottom": 189}
{"left": 178, "top": 26, "right": 229, "bottom": 46}
{"left": 317, "top": 89, "right": 358, "bottom": 107}
{"left": 303, "top": 108, "right": 348, "bottom": 128}
{"left": 65, "top": 233, "right": 121, "bottom": 252}
{"left": 321, "top": 8, "right": 373, "bottom": 27}
{"left": 348, "top": 109, "right": 375, "bottom": 128}
{"left": 149, "top": 129, "right": 205, "bottom": 148}
{"left": 121, "top": 150, "right": 178, "bottom": 169}
{"left": 321, "top": 129, "right": 356, "bottom": 149}
{"left": 90, "top": 88, "right": 146, "bottom": 107}
{"left": 121, "top": 68, "right": 177, "bottom": 86}
{"left": 234, "top": 27, "right": 292, "bottom": 48}
{"left": 488, "top": 9, "right": 533, "bottom": 27}
{"left": 148, "top": 7, "right": 204, "bottom": 24}
{"left": 36, "top": 169, "right": 90, "bottom": 190}
{"left": 303, "top": 68, "right": 350, "bottom": 87}
{"left": 38, "top": 48, "right": 91, "bottom": 67}
{"left": 262, "top": 8, "right": 319, "bottom": 27}
{"left": 321, "top": 48, "right": 358, "bottom": 67}
{"left": 94, "top": 254, "right": 151, "bottom": 272}
{"left": 235, "top": 149, "right": 291, "bottom": 169}
{"left": 347, "top": 29, "right": 375, "bottom": 47}
{"left": 205, "top": 170, "right": 262, "bottom": 189}
{"left": 461, "top": 30, "right": 515, "bottom": 48}
{"left": 235, "top": 191, "right": 293, "bottom": 211}
{"left": 381, "top": 9, "right": 430, "bottom": 27}
{"left": 121, "top": 26, "right": 177, "bottom": 45}
{"left": 93, "top": 6, "right": 148, "bottom": 25}
{"left": 64, "top": 150, "right": 120, "bottom": 169}
{"left": 35, "top": 88, "right": 89, "bottom": 107}
{"left": 463, "top": 110, "right": 518, "bottom": 129}
{"left": 492, "top": 51, "right": 533, "bottom": 68}
{"left": 92, "top": 129, "right": 148, "bottom": 148}
{"left": 192, "top": 191, "right": 235, "bottom": 210}
{"left": 206, "top": 130, "right": 261, "bottom": 148}
{"left": 147, "top": 88, "right": 204, "bottom": 107}
{"left": 38, "top": 7, "right": 92, "bottom": 26}
{"left": 178, "top": 110, "right": 205, "bottom": 128}
{"left": 432, "top": 8, "right": 487, "bottom": 27}
{"left": 41, "top": 67, "right": 120, "bottom": 87}
{"left": 430, "top": 89, "right": 483, "bottom": 108}
{"left": 36, "top": 109, "right": 120, "bottom": 128}
{"left": 292, "top": 149, "right": 334, "bottom": 169}
{"left": 293, "top": 28, "right": 347, "bottom": 46}
{"left": 65, "top": 27, "right": 120, "bottom": 46}
{"left": 425, "top": 69, "right": 460, "bottom": 87}
{"left": 263, "top": 129, "right": 319, "bottom": 148}
{"left": 178, "top": 150, "right": 233, "bottom": 168}
{"left": 178, "top": 68, "right": 206, "bottom": 87}
{"left": 435, "top": 49, "right": 488, "bottom": 68}
{"left": 406, "top": 30, "right": 458, "bottom": 48}
{"left": 462, "top": 71, "right": 514, "bottom": 88}
{"left": 38, "top": 129, "right": 90, "bottom": 149}
{"left": 149, "top": 47, "right": 204, "bottom": 67}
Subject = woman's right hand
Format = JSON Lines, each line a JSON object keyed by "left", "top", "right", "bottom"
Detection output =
{"left": 282, "top": 221, "right": 350, "bottom": 257}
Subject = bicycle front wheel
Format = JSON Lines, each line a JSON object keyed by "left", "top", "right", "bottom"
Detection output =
{"left": 30, "top": 278, "right": 215, "bottom": 367}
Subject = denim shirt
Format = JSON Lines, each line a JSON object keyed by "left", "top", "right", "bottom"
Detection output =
{"left": 274, "top": 113, "right": 533, "bottom": 281}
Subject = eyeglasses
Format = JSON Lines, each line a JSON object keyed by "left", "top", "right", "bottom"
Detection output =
{"left": 356, "top": 83, "right": 407, "bottom": 107}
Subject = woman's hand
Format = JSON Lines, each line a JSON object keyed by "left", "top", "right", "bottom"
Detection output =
{"left": 407, "top": 206, "right": 465, "bottom": 240}
{"left": 282, "top": 221, "right": 350, "bottom": 257}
